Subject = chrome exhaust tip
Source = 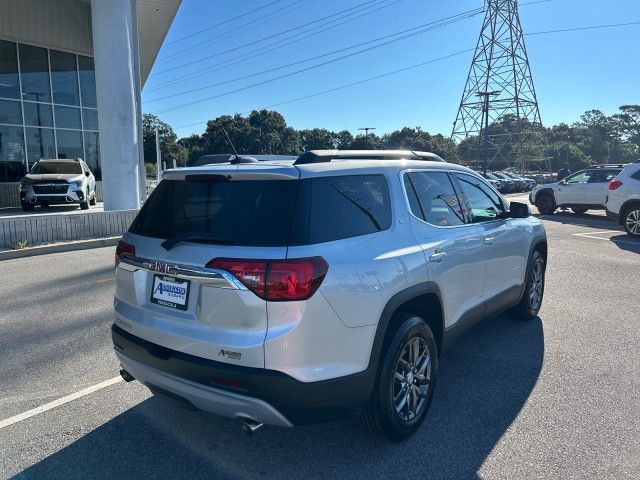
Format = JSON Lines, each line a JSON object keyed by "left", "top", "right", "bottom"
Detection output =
{"left": 239, "top": 417, "right": 263, "bottom": 435}
{"left": 119, "top": 369, "right": 135, "bottom": 382}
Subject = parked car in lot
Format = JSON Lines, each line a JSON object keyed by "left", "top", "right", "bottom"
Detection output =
{"left": 502, "top": 171, "right": 536, "bottom": 191}
{"left": 493, "top": 171, "right": 526, "bottom": 192}
{"left": 530, "top": 164, "right": 625, "bottom": 215}
{"left": 477, "top": 171, "right": 509, "bottom": 193}
{"left": 112, "top": 150, "right": 547, "bottom": 440}
{"left": 20, "top": 158, "right": 96, "bottom": 211}
{"left": 605, "top": 161, "right": 640, "bottom": 237}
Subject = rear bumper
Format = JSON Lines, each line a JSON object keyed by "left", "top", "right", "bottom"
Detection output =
{"left": 112, "top": 324, "right": 374, "bottom": 426}
{"left": 605, "top": 207, "right": 620, "bottom": 223}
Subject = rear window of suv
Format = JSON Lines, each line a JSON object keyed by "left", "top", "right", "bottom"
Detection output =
{"left": 130, "top": 174, "right": 391, "bottom": 246}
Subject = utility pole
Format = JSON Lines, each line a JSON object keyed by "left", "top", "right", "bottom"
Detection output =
{"left": 155, "top": 127, "right": 161, "bottom": 181}
{"left": 476, "top": 90, "right": 499, "bottom": 174}
{"left": 358, "top": 127, "right": 376, "bottom": 138}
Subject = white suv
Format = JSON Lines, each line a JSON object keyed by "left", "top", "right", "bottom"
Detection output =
{"left": 112, "top": 150, "right": 547, "bottom": 440}
{"left": 605, "top": 161, "right": 640, "bottom": 237}
{"left": 530, "top": 165, "right": 624, "bottom": 215}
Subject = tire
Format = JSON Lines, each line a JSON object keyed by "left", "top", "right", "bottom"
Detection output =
{"left": 21, "top": 202, "right": 34, "bottom": 212}
{"left": 80, "top": 190, "right": 90, "bottom": 210}
{"left": 360, "top": 314, "right": 437, "bottom": 441}
{"left": 512, "top": 250, "right": 546, "bottom": 319}
{"left": 536, "top": 194, "right": 555, "bottom": 215}
{"left": 89, "top": 192, "right": 96, "bottom": 206}
{"left": 623, "top": 205, "right": 640, "bottom": 238}
{"left": 572, "top": 208, "right": 588, "bottom": 215}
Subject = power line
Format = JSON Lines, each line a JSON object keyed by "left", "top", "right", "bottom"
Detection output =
{"left": 152, "top": 9, "right": 485, "bottom": 113}
{"left": 163, "top": 0, "right": 287, "bottom": 47}
{"left": 146, "top": 0, "right": 399, "bottom": 93}
{"left": 156, "top": 0, "right": 382, "bottom": 65}
{"left": 171, "top": 48, "right": 475, "bottom": 130}
{"left": 167, "top": 18, "right": 638, "bottom": 132}
{"left": 152, "top": 0, "right": 390, "bottom": 75}
{"left": 144, "top": 6, "right": 483, "bottom": 103}
{"left": 524, "top": 20, "right": 640, "bottom": 36}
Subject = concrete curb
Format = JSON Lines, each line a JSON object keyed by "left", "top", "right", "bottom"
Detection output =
{"left": 0, "top": 237, "right": 120, "bottom": 261}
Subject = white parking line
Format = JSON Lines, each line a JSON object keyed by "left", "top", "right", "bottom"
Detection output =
{"left": 0, "top": 376, "right": 123, "bottom": 430}
{"left": 572, "top": 231, "right": 640, "bottom": 247}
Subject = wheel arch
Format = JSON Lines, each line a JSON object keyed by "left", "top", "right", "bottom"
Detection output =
{"left": 619, "top": 199, "right": 640, "bottom": 225}
{"left": 367, "top": 283, "right": 444, "bottom": 375}
{"left": 534, "top": 187, "right": 556, "bottom": 206}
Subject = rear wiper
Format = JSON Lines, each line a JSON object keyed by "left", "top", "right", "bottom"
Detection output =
{"left": 161, "top": 232, "right": 233, "bottom": 250}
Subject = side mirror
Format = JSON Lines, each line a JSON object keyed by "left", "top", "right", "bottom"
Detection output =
{"left": 85, "top": 171, "right": 90, "bottom": 177}
{"left": 559, "top": 179, "right": 566, "bottom": 185}
{"left": 509, "top": 201, "right": 530, "bottom": 218}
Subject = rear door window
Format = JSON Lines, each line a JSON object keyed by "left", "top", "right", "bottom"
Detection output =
{"left": 130, "top": 177, "right": 299, "bottom": 246}
{"left": 290, "top": 174, "right": 391, "bottom": 244}
{"left": 588, "top": 169, "right": 620, "bottom": 183}
{"left": 403, "top": 171, "right": 465, "bottom": 226}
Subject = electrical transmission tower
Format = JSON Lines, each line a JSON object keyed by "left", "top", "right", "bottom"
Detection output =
{"left": 451, "top": 0, "right": 548, "bottom": 174}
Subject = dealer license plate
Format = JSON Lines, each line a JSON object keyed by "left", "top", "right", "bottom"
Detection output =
{"left": 150, "top": 275, "right": 190, "bottom": 311}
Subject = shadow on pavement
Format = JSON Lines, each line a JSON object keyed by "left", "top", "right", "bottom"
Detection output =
{"left": 16, "top": 314, "right": 544, "bottom": 480}
{"left": 534, "top": 210, "right": 620, "bottom": 228}
{"left": 609, "top": 233, "right": 640, "bottom": 254}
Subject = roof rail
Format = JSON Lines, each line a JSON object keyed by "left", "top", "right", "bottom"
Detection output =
{"left": 294, "top": 150, "right": 446, "bottom": 165}
{"left": 590, "top": 163, "right": 627, "bottom": 169}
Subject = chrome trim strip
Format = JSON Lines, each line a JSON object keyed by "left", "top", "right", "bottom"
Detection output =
{"left": 118, "top": 255, "right": 247, "bottom": 290}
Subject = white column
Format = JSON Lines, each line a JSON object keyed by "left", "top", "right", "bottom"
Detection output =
{"left": 91, "top": 0, "right": 143, "bottom": 211}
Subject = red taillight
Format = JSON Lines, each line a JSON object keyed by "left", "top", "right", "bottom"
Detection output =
{"left": 115, "top": 240, "right": 135, "bottom": 266}
{"left": 207, "top": 258, "right": 267, "bottom": 298}
{"left": 206, "top": 257, "right": 328, "bottom": 301}
{"left": 608, "top": 179, "right": 623, "bottom": 190}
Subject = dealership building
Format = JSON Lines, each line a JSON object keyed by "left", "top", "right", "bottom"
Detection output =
{"left": 0, "top": 0, "right": 180, "bottom": 210}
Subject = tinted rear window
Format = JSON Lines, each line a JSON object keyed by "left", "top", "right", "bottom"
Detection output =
{"left": 290, "top": 174, "right": 391, "bottom": 245}
{"left": 131, "top": 174, "right": 391, "bottom": 247}
{"left": 631, "top": 167, "right": 640, "bottom": 180}
{"left": 130, "top": 178, "right": 299, "bottom": 247}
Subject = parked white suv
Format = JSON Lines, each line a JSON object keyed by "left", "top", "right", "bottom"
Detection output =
{"left": 20, "top": 158, "right": 96, "bottom": 211}
{"left": 530, "top": 165, "right": 624, "bottom": 215}
{"left": 605, "top": 161, "right": 640, "bottom": 237}
{"left": 112, "top": 150, "right": 547, "bottom": 440}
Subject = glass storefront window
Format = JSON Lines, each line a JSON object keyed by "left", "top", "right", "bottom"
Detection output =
{"left": 56, "top": 129, "right": 83, "bottom": 159}
{"left": 0, "top": 99, "right": 22, "bottom": 125}
{"left": 23, "top": 102, "right": 54, "bottom": 128}
{"left": 55, "top": 105, "right": 82, "bottom": 130}
{"left": 0, "top": 124, "right": 26, "bottom": 181}
{"left": 25, "top": 127, "right": 56, "bottom": 165}
{"left": 50, "top": 50, "right": 79, "bottom": 106}
{"left": 19, "top": 44, "right": 51, "bottom": 103}
{"left": 78, "top": 56, "right": 96, "bottom": 108}
{"left": 0, "top": 40, "right": 20, "bottom": 99}
{"left": 0, "top": 41, "right": 100, "bottom": 182}
{"left": 84, "top": 131, "right": 100, "bottom": 178}
{"left": 82, "top": 108, "right": 98, "bottom": 131}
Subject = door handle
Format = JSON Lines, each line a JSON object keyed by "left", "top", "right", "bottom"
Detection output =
{"left": 484, "top": 236, "right": 496, "bottom": 245}
{"left": 429, "top": 251, "right": 447, "bottom": 263}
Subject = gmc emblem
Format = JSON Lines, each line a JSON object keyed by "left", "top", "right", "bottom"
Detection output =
{"left": 148, "top": 262, "right": 173, "bottom": 274}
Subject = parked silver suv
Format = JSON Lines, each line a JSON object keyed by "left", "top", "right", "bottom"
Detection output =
{"left": 112, "top": 150, "right": 548, "bottom": 440}
{"left": 20, "top": 158, "right": 96, "bottom": 211}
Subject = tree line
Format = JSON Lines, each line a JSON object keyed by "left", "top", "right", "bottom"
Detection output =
{"left": 143, "top": 104, "right": 639, "bottom": 174}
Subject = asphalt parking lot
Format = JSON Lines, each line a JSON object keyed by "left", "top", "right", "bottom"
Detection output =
{"left": 1, "top": 195, "right": 639, "bottom": 480}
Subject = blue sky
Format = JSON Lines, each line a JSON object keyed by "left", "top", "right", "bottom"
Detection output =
{"left": 142, "top": 0, "right": 640, "bottom": 139}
